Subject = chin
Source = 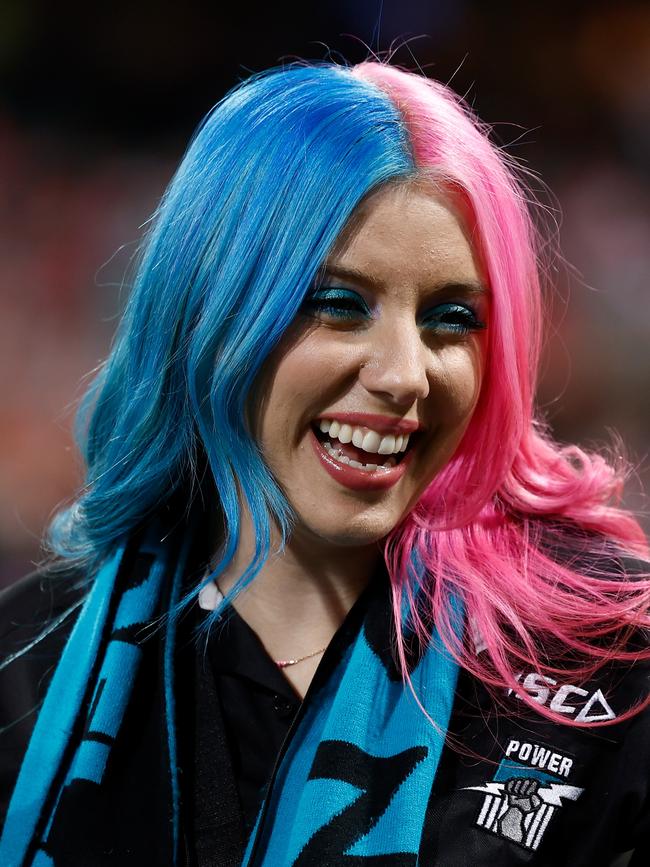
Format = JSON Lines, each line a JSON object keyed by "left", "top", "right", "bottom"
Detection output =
{"left": 303, "top": 515, "right": 400, "bottom": 549}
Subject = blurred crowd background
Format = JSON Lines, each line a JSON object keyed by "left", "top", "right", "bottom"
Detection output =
{"left": 2, "top": 0, "right": 649, "bottom": 586}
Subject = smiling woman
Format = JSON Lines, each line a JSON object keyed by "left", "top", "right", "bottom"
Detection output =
{"left": 253, "top": 183, "right": 485, "bottom": 541}
{"left": 1, "top": 62, "right": 649, "bottom": 867}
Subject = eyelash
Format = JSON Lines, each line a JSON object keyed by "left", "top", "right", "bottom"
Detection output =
{"left": 302, "top": 288, "right": 486, "bottom": 335}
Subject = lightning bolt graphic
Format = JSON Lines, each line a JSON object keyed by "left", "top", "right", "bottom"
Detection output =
{"left": 537, "top": 783, "right": 583, "bottom": 806}
{"left": 462, "top": 782, "right": 505, "bottom": 796}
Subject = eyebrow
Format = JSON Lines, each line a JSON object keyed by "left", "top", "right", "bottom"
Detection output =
{"left": 321, "top": 263, "right": 488, "bottom": 297}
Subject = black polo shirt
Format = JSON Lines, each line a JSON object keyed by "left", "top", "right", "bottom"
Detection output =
{"left": 2, "top": 560, "right": 649, "bottom": 866}
{"left": 200, "top": 604, "right": 301, "bottom": 833}
{"left": 187, "top": 582, "right": 380, "bottom": 866}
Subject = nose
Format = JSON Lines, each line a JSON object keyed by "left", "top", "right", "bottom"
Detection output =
{"left": 358, "top": 319, "right": 430, "bottom": 406}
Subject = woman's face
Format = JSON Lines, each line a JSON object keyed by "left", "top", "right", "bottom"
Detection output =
{"left": 253, "top": 181, "right": 487, "bottom": 550}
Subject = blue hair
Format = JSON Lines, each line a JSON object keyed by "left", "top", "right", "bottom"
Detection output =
{"left": 46, "top": 64, "right": 415, "bottom": 602}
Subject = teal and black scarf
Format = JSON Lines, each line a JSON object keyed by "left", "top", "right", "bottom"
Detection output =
{"left": 0, "top": 519, "right": 460, "bottom": 866}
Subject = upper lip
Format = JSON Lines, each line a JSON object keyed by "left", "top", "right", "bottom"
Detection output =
{"left": 312, "top": 412, "right": 424, "bottom": 435}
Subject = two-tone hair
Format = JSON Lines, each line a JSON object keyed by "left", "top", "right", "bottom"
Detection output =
{"left": 46, "top": 61, "right": 650, "bottom": 725}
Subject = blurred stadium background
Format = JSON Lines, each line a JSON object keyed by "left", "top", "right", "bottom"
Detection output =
{"left": 1, "top": 0, "right": 649, "bottom": 585}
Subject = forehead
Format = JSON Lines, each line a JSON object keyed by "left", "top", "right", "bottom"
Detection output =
{"left": 326, "top": 181, "right": 482, "bottom": 292}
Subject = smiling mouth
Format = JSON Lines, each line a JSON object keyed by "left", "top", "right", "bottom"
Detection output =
{"left": 311, "top": 422, "right": 417, "bottom": 472}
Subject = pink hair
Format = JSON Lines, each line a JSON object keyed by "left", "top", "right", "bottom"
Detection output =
{"left": 353, "top": 62, "right": 650, "bottom": 727}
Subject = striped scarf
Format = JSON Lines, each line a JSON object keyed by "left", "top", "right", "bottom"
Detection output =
{"left": 0, "top": 518, "right": 460, "bottom": 866}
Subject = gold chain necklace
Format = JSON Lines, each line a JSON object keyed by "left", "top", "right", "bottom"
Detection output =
{"left": 209, "top": 580, "right": 328, "bottom": 669}
{"left": 274, "top": 646, "right": 327, "bottom": 669}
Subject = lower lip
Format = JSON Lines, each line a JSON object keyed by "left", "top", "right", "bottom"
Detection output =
{"left": 309, "top": 428, "right": 412, "bottom": 492}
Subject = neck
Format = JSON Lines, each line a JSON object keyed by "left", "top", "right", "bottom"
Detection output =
{"left": 210, "top": 505, "right": 381, "bottom": 658}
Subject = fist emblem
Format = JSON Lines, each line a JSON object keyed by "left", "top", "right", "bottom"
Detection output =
{"left": 505, "top": 777, "right": 542, "bottom": 812}
{"left": 498, "top": 778, "right": 542, "bottom": 843}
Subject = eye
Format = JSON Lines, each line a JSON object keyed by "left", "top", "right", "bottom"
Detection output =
{"left": 301, "top": 287, "right": 371, "bottom": 322}
{"left": 420, "top": 302, "right": 486, "bottom": 335}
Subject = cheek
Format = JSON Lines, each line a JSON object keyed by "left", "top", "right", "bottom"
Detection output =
{"left": 432, "top": 344, "right": 484, "bottom": 427}
{"left": 256, "top": 336, "right": 350, "bottom": 450}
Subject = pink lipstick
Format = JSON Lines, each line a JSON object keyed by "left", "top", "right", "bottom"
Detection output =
{"left": 309, "top": 427, "right": 414, "bottom": 492}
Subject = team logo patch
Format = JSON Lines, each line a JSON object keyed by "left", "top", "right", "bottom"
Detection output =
{"left": 462, "top": 739, "right": 583, "bottom": 851}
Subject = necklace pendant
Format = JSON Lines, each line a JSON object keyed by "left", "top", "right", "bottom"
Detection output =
{"left": 275, "top": 659, "right": 295, "bottom": 669}
{"left": 274, "top": 646, "right": 327, "bottom": 668}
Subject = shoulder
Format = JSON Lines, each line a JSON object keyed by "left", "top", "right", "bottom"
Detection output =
{"left": 0, "top": 565, "right": 86, "bottom": 643}
{"left": 537, "top": 522, "right": 650, "bottom": 578}
{"left": 523, "top": 525, "right": 650, "bottom": 702}
{"left": 0, "top": 565, "right": 87, "bottom": 822}
{"left": 0, "top": 562, "right": 89, "bottom": 696}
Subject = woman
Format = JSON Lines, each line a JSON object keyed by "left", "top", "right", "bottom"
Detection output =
{"left": 0, "top": 61, "right": 648, "bottom": 866}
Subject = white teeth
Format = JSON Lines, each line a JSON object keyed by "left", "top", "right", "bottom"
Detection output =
{"left": 323, "top": 441, "right": 397, "bottom": 472}
{"left": 361, "top": 430, "right": 381, "bottom": 453}
{"left": 316, "top": 419, "right": 416, "bottom": 456}
{"left": 338, "top": 423, "right": 353, "bottom": 444}
{"left": 323, "top": 443, "right": 350, "bottom": 464}
{"left": 378, "top": 434, "right": 396, "bottom": 455}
